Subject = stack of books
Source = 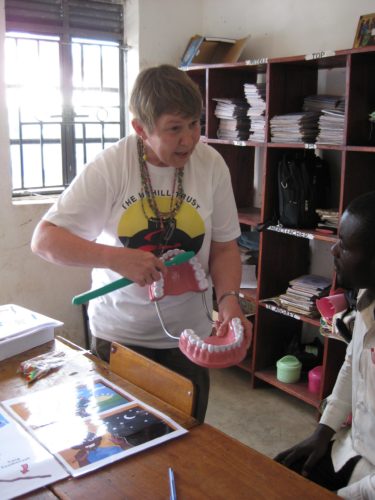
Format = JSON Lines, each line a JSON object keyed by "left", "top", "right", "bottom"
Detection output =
{"left": 302, "top": 94, "right": 345, "bottom": 145}
{"left": 316, "top": 208, "right": 340, "bottom": 230}
{"left": 303, "top": 94, "right": 345, "bottom": 113}
{"left": 270, "top": 111, "right": 320, "bottom": 143}
{"left": 316, "top": 110, "right": 345, "bottom": 145}
{"left": 213, "top": 97, "right": 250, "bottom": 140}
{"left": 244, "top": 82, "right": 266, "bottom": 141}
{"left": 279, "top": 274, "right": 331, "bottom": 317}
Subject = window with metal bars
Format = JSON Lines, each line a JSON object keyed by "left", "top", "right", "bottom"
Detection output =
{"left": 4, "top": 0, "right": 126, "bottom": 196}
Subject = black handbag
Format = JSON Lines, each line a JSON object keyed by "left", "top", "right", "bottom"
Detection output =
{"left": 277, "top": 152, "right": 329, "bottom": 228}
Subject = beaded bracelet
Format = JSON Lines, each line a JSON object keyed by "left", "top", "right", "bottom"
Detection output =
{"left": 217, "top": 290, "right": 245, "bottom": 306}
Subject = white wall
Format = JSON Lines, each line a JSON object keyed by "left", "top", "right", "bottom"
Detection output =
{"left": 200, "top": 0, "right": 375, "bottom": 58}
{"left": 0, "top": 0, "right": 374, "bottom": 346}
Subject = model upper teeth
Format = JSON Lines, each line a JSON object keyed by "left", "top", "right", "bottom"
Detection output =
{"left": 151, "top": 249, "right": 208, "bottom": 298}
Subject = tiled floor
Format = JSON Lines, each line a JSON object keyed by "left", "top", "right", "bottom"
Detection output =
{"left": 205, "top": 366, "right": 317, "bottom": 458}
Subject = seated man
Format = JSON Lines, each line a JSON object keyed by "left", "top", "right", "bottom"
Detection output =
{"left": 275, "top": 190, "right": 375, "bottom": 499}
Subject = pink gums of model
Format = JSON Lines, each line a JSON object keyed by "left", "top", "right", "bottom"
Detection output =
{"left": 179, "top": 318, "right": 251, "bottom": 368}
{"left": 149, "top": 249, "right": 251, "bottom": 368}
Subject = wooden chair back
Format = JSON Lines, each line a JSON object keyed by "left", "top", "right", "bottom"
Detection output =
{"left": 109, "top": 342, "right": 195, "bottom": 416}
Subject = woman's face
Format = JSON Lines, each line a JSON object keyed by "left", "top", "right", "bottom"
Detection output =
{"left": 134, "top": 113, "right": 201, "bottom": 168}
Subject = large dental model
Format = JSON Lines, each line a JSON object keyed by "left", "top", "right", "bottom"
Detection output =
{"left": 149, "top": 249, "right": 251, "bottom": 368}
{"left": 72, "top": 249, "right": 250, "bottom": 369}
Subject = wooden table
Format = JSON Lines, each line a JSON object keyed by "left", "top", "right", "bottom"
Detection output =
{"left": 1, "top": 339, "right": 337, "bottom": 499}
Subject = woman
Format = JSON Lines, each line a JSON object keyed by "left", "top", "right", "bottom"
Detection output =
{"left": 31, "top": 64, "right": 252, "bottom": 422}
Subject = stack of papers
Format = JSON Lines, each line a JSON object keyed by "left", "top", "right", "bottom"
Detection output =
{"left": 302, "top": 94, "right": 345, "bottom": 145}
{"left": 316, "top": 110, "right": 345, "bottom": 145}
{"left": 303, "top": 94, "right": 345, "bottom": 113}
{"left": 270, "top": 111, "right": 320, "bottom": 143}
{"left": 0, "top": 304, "right": 63, "bottom": 361}
{"left": 213, "top": 98, "right": 250, "bottom": 140}
{"left": 316, "top": 209, "right": 340, "bottom": 230}
{"left": 279, "top": 274, "right": 331, "bottom": 317}
{"left": 244, "top": 83, "right": 266, "bottom": 142}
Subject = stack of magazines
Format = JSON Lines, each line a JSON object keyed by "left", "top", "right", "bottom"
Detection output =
{"left": 270, "top": 111, "right": 320, "bottom": 143}
{"left": 316, "top": 110, "right": 345, "bottom": 145}
{"left": 302, "top": 94, "right": 345, "bottom": 145}
{"left": 303, "top": 94, "right": 345, "bottom": 113}
{"left": 279, "top": 274, "right": 331, "bottom": 317}
{"left": 213, "top": 97, "right": 250, "bottom": 140}
{"left": 244, "top": 82, "right": 266, "bottom": 141}
{"left": 316, "top": 208, "right": 340, "bottom": 230}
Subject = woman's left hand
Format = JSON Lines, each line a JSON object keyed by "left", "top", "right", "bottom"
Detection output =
{"left": 215, "top": 300, "right": 253, "bottom": 346}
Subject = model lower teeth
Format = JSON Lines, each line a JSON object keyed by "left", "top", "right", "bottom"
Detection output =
{"left": 181, "top": 321, "right": 244, "bottom": 353}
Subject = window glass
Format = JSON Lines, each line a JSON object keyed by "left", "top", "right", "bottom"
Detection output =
{"left": 22, "top": 124, "right": 41, "bottom": 141}
{"left": 5, "top": 33, "right": 124, "bottom": 195}
{"left": 104, "top": 124, "right": 120, "bottom": 140}
{"left": 23, "top": 144, "right": 42, "bottom": 188}
{"left": 10, "top": 145, "right": 22, "bottom": 189}
{"left": 43, "top": 144, "right": 63, "bottom": 186}
{"left": 102, "top": 45, "right": 120, "bottom": 88}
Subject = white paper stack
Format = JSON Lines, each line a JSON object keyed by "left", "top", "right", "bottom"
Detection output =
{"left": 244, "top": 82, "right": 266, "bottom": 141}
{"left": 213, "top": 97, "right": 250, "bottom": 140}
{"left": 316, "top": 110, "right": 345, "bottom": 145}
{"left": 270, "top": 111, "right": 320, "bottom": 143}
{"left": 0, "top": 304, "right": 63, "bottom": 361}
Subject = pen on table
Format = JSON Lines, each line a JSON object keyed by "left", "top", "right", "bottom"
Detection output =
{"left": 168, "top": 467, "right": 177, "bottom": 500}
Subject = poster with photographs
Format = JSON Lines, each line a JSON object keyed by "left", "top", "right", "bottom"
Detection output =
{"left": 2, "top": 376, "right": 187, "bottom": 477}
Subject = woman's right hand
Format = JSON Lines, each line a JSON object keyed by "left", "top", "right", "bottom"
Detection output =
{"left": 31, "top": 220, "right": 166, "bottom": 287}
{"left": 109, "top": 247, "right": 167, "bottom": 287}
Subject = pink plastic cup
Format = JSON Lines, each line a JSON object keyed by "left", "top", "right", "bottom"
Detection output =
{"left": 308, "top": 365, "right": 323, "bottom": 393}
{"left": 316, "top": 294, "right": 347, "bottom": 322}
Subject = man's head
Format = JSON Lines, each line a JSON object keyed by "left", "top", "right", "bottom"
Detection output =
{"left": 332, "top": 191, "right": 375, "bottom": 291}
{"left": 129, "top": 64, "right": 202, "bottom": 132}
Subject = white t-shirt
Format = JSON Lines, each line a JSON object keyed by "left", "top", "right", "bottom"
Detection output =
{"left": 44, "top": 134, "right": 241, "bottom": 348}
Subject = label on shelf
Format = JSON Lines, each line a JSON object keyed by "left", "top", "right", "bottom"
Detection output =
{"left": 245, "top": 57, "right": 268, "bottom": 65}
{"left": 305, "top": 50, "right": 335, "bottom": 60}
{"left": 304, "top": 143, "right": 316, "bottom": 149}
{"left": 264, "top": 303, "right": 301, "bottom": 320}
{"left": 233, "top": 140, "right": 248, "bottom": 146}
{"left": 268, "top": 225, "right": 314, "bottom": 240}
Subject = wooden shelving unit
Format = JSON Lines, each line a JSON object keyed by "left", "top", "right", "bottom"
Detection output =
{"left": 184, "top": 45, "right": 375, "bottom": 409}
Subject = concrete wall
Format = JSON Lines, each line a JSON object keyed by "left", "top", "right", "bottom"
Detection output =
{"left": 1, "top": 0, "right": 374, "bottom": 346}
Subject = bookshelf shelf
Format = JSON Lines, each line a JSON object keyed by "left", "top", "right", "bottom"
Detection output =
{"left": 254, "top": 369, "right": 321, "bottom": 408}
{"left": 238, "top": 207, "right": 261, "bottom": 226}
{"left": 185, "top": 44, "right": 375, "bottom": 409}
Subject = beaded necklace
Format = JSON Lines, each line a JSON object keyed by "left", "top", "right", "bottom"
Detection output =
{"left": 137, "top": 137, "right": 185, "bottom": 249}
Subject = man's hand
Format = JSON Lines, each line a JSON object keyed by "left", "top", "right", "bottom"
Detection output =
{"left": 274, "top": 423, "right": 335, "bottom": 477}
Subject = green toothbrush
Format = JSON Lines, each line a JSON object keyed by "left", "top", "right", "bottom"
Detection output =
{"left": 72, "top": 251, "right": 195, "bottom": 305}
